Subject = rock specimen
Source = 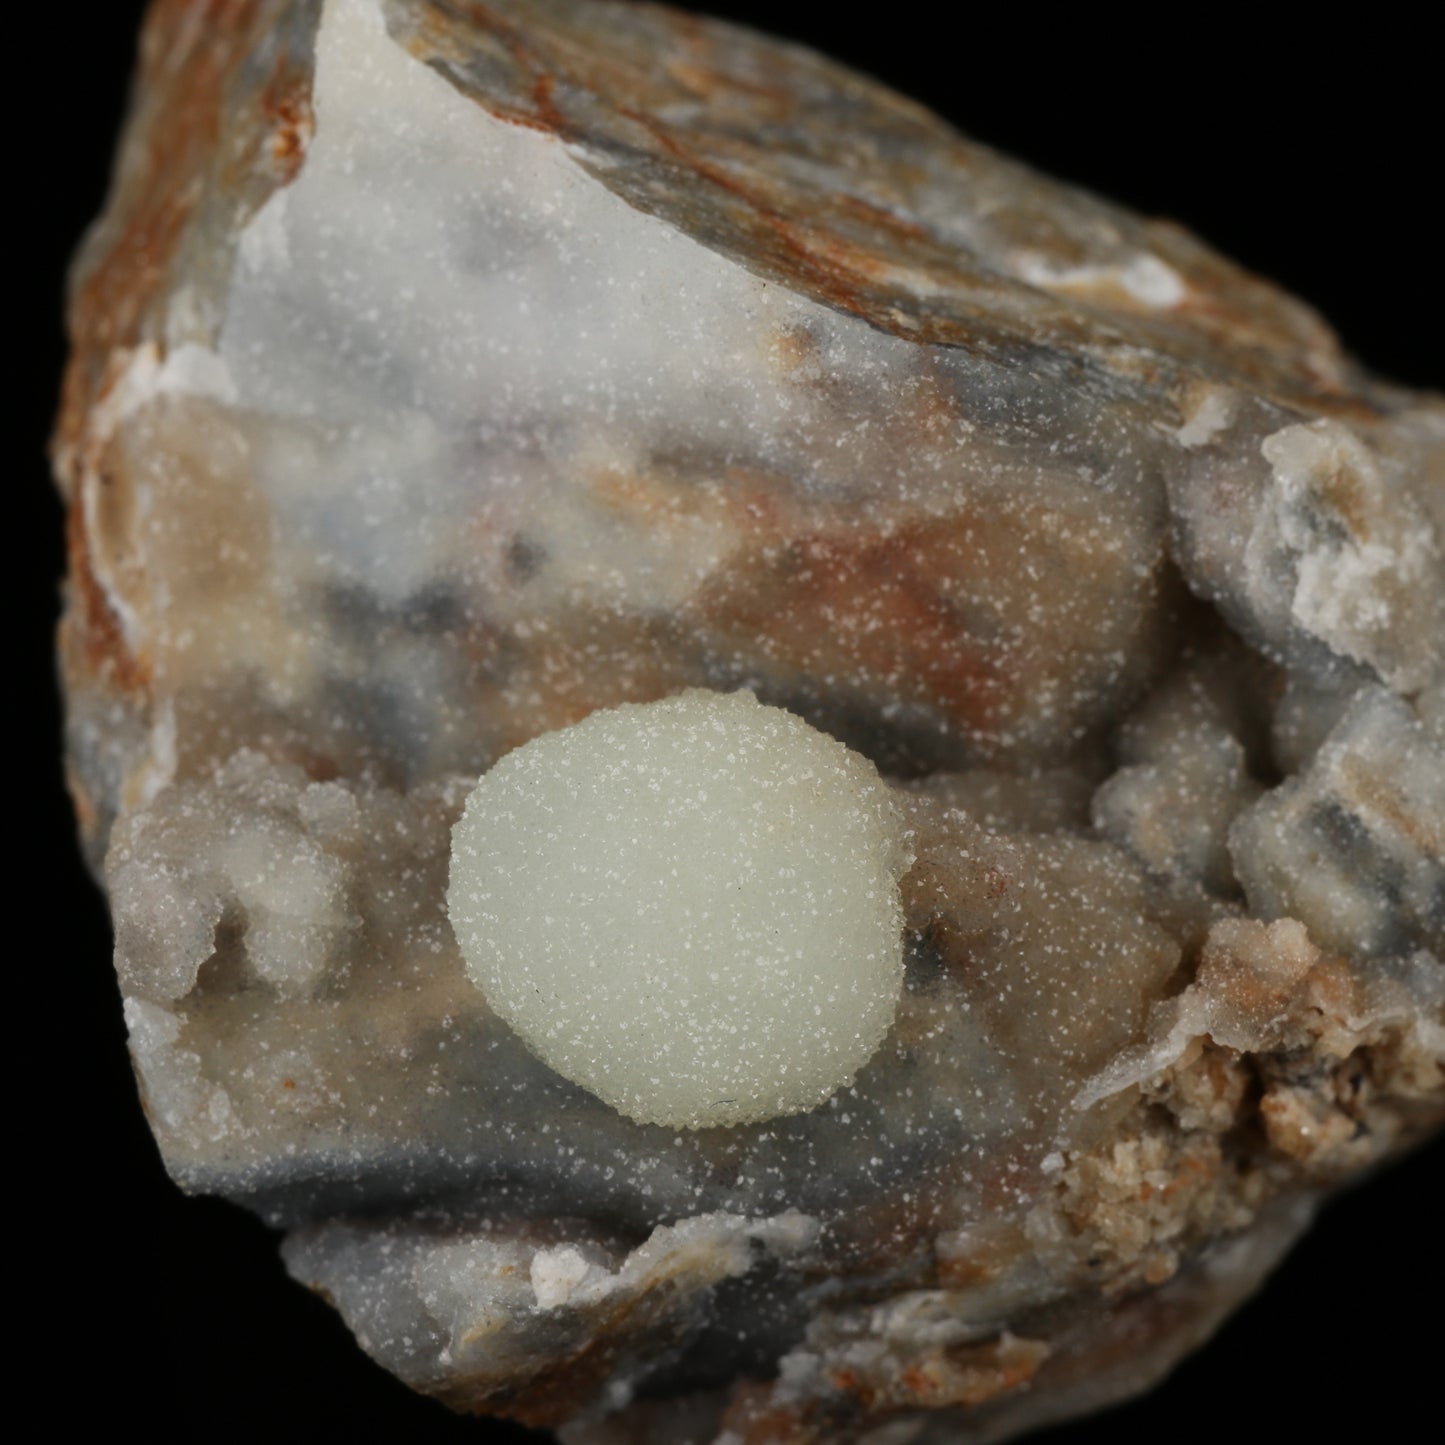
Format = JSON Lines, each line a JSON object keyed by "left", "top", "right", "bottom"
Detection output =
{"left": 55, "top": 0, "right": 1443, "bottom": 1440}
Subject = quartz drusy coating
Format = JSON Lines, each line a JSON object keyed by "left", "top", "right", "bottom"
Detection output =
{"left": 55, "top": 0, "right": 1443, "bottom": 1440}
{"left": 448, "top": 689, "right": 910, "bottom": 1129}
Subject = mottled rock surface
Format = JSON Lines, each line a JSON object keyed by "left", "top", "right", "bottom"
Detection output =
{"left": 55, "top": 1, "right": 1443, "bottom": 1441}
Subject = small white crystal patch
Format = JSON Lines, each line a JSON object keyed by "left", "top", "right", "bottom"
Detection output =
{"left": 447, "top": 689, "right": 911, "bottom": 1128}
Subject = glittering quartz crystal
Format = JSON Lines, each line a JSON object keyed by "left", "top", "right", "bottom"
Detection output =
{"left": 56, "top": 0, "right": 1443, "bottom": 1440}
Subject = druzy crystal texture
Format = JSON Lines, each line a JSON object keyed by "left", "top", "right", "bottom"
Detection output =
{"left": 449, "top": 689, "right": 912, "bottom": 1131}
{"left": 56, "top": 0, "right": 1443, "bottom": 1441}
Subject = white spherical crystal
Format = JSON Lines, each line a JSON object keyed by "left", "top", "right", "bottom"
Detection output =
{"left": 447, "top": 689, "right": 911, "bottom": 1129}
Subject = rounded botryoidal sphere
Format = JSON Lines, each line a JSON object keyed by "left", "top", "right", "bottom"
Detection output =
{"left": 447, "top": 689, "right": 912, "bottom": 1129}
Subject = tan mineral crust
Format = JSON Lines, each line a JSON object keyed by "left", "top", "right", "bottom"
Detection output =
{"left": 56, "top": 0, "right": 1444, "bottom": 1441}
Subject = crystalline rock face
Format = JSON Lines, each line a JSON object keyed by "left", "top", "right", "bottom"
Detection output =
{"left": 55, "top": 0, "right": 1443, "bottom": 1440}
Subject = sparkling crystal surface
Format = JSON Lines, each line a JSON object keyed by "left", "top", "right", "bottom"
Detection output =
{"left": 54, "top": 1, "right": 1443, "bottom": 1440}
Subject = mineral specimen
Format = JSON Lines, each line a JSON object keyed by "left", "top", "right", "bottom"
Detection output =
{"left": 55, "top": 0, "right": 1443, "bottom": 1441}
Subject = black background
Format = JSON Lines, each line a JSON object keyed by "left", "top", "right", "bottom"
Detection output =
{"left": 21, "top": 2, "right": 1440, "bottom": 1441}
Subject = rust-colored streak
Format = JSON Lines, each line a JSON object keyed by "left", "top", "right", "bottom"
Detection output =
{"left": 405, "top": 1, "right": 577, "bottom": 138}
{"left": 704, "top": 520, "right": 1009, "bottom": 735}
{"left": 716, "top": 1381, "right": 819, "bottom": 1445}
{"left": 54, "top": 181, "right": 192, "bottom": 487}
{"left": 392, "top": 0, "right": 1388, "bottom": 419}
{"left": 261, "top": 75, "right": 315, "bottom": 184}
{"left": 449, "top": 0, "right": 538, "bottom": 67}
{"left": 435, "top": 1286, "right": 657, "bottom": 1427}
{"left": 63, "top": 496, "right": 150, "bottom": 695}
{"left": 528, "top": 71, "right": 566, "bottom": 133}
{"left": 54, "top": 0, "right": 314, "bottom": 482}
{"left": 57, "top": 1, "right": 250, "bottom": 469}
{"left": 823, "top": 1334, "right": 1045, "bottom": 1413}
{"left": 623, "top": 110, "right": 878, "bottom": 324}
{"left": 835, "top": 190, "right": 932, "bottom": 245}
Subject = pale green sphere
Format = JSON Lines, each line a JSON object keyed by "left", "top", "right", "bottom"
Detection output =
{"left": 447, "top": 689, "right": 911, "bottom": 1129}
